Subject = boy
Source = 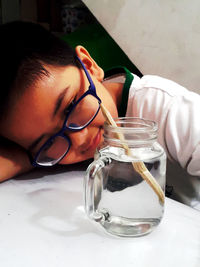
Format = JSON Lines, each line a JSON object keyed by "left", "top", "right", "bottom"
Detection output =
{"left": 0, "top": 21, "right": 200, "bottom": 210}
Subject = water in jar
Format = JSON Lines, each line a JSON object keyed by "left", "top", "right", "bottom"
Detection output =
{"left": 94, "top": 145, "right": 166, "bottom": 237}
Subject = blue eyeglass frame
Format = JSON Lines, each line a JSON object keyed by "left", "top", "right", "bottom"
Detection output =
{"left": 30, "top": 56, "right": 102, "bottom": 167}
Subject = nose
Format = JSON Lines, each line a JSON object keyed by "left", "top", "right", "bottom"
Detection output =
{"left": 67, "top": 127, "right": 89, "bottom": 148}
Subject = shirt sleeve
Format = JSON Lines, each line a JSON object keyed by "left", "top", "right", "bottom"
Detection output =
{"left": 127, "top": 74, "right": 200, "bottom": 176}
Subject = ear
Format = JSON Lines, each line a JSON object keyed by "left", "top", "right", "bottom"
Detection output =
{"left": 75, "top": 45, "right": 104, "bottom": 81}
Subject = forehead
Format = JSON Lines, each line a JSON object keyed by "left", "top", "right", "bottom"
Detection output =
{"left": 10, "top": 64, "right": 80, "bottom": 108}
{"left": 12, "top": 64, "right": 80, "bottom": 117}
{"left": 1, "top": 64, "right": 81, "bottom": 148}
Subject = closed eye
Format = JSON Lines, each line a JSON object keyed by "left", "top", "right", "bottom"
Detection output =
{"left": 63, "top": 95, "right": 77, "bottom": 116}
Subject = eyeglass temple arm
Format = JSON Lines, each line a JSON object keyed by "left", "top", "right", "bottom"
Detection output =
{"left": 76, "top": 56, "right": 95, "bottom": 89}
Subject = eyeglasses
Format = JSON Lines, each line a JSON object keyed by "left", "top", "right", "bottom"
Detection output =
{"left": 30, "top": 56, "right": 102, "bottom": 167}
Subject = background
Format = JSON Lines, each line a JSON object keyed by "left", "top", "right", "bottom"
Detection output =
{"left": 1, "top": 0, "right": 200, "bottom": 93}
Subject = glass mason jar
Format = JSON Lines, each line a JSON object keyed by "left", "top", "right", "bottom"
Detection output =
{"left": 84, "top": 117, "right": 166, "bottom": 237}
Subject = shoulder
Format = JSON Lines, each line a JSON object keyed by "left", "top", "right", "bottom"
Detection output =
{"left": 131, "top": 74, "right": 198, "bottom": 99}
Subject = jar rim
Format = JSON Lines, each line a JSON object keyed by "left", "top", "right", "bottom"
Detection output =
{"left": 104, "top": 117, "right": 158, "bottom": 133}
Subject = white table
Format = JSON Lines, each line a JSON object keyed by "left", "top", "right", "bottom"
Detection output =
{"left": 0, "top": 162, "right": 199, "bottom": 267}
{"left": 83, "top": 0, "right": 200, "bottom": 94}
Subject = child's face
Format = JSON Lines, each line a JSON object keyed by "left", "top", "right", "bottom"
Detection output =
{"left": 1, "top": 50, "right": 119, "bottom": 165}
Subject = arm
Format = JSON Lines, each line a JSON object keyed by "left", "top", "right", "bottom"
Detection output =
{"left": 0, "top": 137, "right": 33, "bottom": 182}
{"left": 164, "top": 91, "right": 200, "bottom": 176}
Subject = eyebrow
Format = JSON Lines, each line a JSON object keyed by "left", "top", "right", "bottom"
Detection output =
{"left": 53, "top": 87, "right": 69, "bottom": 118}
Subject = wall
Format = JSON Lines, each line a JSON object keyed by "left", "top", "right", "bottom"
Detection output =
{"left": 83, "top": 0, "right": 200, "bottom": 93}
{"left": 1, "top": 0, "right": 20, "bottom": 23}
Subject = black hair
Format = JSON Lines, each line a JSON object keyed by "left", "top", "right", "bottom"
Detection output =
{"left": 0, "top": 20, "right": 77, "bottom": 119}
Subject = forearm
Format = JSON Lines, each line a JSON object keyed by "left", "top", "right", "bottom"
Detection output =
{"left": 0, "top": 138, "right": 33, "bottom": 182}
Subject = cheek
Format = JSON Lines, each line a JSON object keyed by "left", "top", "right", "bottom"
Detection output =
{"left": 58, "top": 129, "right": 104, "bottom": 165}
{"left": 59, "top": 150, "right": 92, "bottom": 164}
{"left": 97, "top": 88, "right": 119, "bottom": 119}
{"left": 100, "top": 97, "right": 118, "bottom": 122}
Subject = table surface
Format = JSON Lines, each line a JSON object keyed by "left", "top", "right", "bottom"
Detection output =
{"left": 0, "top": 163, "right": 199, "bottom": 267}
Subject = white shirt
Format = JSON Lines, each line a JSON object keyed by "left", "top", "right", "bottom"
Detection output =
{"left": 126, "top": 74, "right": 200, "bottom": 210}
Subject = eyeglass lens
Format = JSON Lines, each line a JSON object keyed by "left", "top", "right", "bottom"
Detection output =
{"left": 36, "top": 95, "right": 100, "bottom": 166}
{"left": 66, "top": 94, "right": 100, "bottom": 129}
{"left": 36, "top": 135, "right": 70, "bottom": 166}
